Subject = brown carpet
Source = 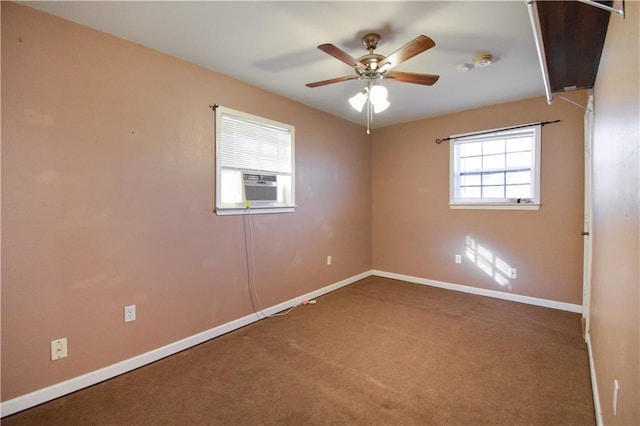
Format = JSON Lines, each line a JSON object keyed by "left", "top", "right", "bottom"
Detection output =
{"left": 3, "top": 276, "right": 595, "bottom": 425}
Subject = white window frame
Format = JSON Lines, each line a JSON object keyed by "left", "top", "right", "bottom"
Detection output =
{"left": 449, "top": 124, "right": 541, "bottom": 210}
{"left": 215, "top": 106, "right": 295, "bottom": 215}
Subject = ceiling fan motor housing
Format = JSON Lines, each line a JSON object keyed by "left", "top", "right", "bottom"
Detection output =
{"left": 358, "top": 53, "right": 386, "bottom": 76}
{"left": 358, "top": 33, "right": 386, "bottom": 78}
{"left": 362, "top": 33, "right": 381, "bottom": 50}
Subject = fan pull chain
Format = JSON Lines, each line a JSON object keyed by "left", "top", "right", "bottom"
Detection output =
{"left": 366, "top": 97, "right": 371, "bottom": 135}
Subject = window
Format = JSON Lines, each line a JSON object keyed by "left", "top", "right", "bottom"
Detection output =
{"left": 450, "top": 124, "right": 541, "bottom": 210}
{"left": 215, "top": 106, "right": 295, "bottom": 215}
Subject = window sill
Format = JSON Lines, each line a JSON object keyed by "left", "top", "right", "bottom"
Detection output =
{"left": 215, "top": 206, "right": 296, "bottom": 216}
{"left": 449, "top": 203, "right": 540, "bottom": 211}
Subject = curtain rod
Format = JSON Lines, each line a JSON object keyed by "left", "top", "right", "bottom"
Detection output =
{"left": 435, "top": 119, "right": 561, "bottom": 144}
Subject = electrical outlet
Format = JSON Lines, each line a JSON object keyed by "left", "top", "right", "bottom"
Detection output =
{"left": 327, "top": 255, "right": 332, "bottom": 265}
{"left": 455, "top": 254, "right": 462, "bottom": 264}
{"left": 509, "top": 268, "right": 517, "bottom": 279}
{"left": 124, "top": 305, "right": 136, "bottom": 323}
{"left": 51, "top": 338, "right": 68, "bottom": 360}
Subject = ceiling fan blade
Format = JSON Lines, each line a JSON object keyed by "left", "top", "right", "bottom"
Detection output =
{"left": 305, "top": 75, "right": 359, "bottom": 88}
{"left": 385, "top": 71, "right": 440, "bottom": 86}
{"left": 378, "top": 35, "right": 436, "bottom": 70}
{"left": 318, "top": 44, "right": 366, "bottom": 69}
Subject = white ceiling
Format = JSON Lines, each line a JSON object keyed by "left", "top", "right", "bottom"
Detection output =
{"left": 22, "top": 1, "right": 546, "bottom": 129}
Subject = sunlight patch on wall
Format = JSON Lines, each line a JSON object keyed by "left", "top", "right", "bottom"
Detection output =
{"left": 465, "top": 236, "right": 513, "bottom": 290}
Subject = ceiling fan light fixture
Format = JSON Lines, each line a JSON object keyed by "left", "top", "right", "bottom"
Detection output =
{"left": 369, "top": 85, "right": 388, "bottom": 104}
{"left": 373, "top": 98, "right": 390, "bottom": 113}
{"left": 348, "top": 91, "right": 367, "bottom": 112}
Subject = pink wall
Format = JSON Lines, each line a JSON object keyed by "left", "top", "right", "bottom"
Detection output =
{"left": 372, "top": 93, "right": 587, "bottom": 304}
{"left": 1, "top": 2, "right": 371, "bottom": 400}
{"left": 590, "top": 1, "right": 639, "bottom": 424}
{"left": 4, "top": 0, "right": 623, "bottom": 413}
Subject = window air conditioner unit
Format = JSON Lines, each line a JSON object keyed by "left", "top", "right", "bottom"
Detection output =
{"left": 242, "top": 173, "right": 278, "bottom": 203}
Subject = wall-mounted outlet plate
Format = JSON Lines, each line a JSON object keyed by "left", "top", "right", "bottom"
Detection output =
{"left": 327, "top": 255, "right": 332, "bottom": 265}
{"left": 51, "top": 338, "right": 68, "bottom": 360}
{"left": 124, "top": 305, "right": 136, "bottom": 323}
{"left": 509, "top": 268, "right": 517, "bottom": 279}
{"left": 455, "top": 254, "right": 462, "bottom": 264}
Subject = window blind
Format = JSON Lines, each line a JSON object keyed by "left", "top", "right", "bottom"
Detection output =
{"left": 219, "top": 114, "right": 292, "bottom": 174}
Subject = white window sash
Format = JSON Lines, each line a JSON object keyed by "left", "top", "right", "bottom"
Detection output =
{"left": 450, "top": 124, "right": 541, "bottom": 209}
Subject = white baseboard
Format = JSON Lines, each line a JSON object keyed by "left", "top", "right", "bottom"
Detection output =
{"left": 586, "top": 332, "right": 603, "bottom": 425}
{"left": 0, "top": 270, "right": 373, "bottom": 418}
{"left": 255, "top": 270, "right": 372, "bottom": 318}
{"left": 2, "top": 269, "right": 582, "bottom": 417}
{"left": 372, "top": 270, "right": 583, "bottom": 313}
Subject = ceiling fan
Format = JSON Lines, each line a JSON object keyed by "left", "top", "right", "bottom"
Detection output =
{"left": 306, "top": 33, "right": 440, "bottom": 88}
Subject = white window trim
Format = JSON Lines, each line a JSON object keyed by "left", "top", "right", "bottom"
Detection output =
{"left": 214, "top": 106, "right": 296, "bottom": 215}
{"left": 215, "top": 206, "right": 295, "bottom": 216}
{"left": 449, "top": 123, "right": 541, "bottom": 211}
{"left": 449, "top": 202, "right": 540, "bottom": 211}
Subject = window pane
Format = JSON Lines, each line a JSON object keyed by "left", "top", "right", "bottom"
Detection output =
{"left": 483, "top": 139, "right": 505, "bottom": 155}
{"left": 460, "top": 174, "right": 481, "bottom": 186}
{"left": 483, "top": 154, "right": 505, "bottom": 170}
{"left": 506, "top": 137, "right": 531, "bottom": 152}
{"left": 506, "top": 184, "right": 531, "bottom": 198}
{"left": 460, "top": 142, "right": 482, "bottom": 157}
{"left": 461, "top": 156, "right": 482, "bottom": 172}
{"left": 483, "top": 186, "right": 504, "bottom": 198}
{"left": 220, "top": 169, "right": 243, "bottom": 204}
{"left": 506, "top": 170, "right": 531, "bottom": 185}
{"left": 482, "top": 172, "right": 504, "bottom": 186}
{"left": 277, "top": 175, "right": 292, "bottom": 205}
{"left": 460, "top": 186, "right": 481, "bottom": 198}
{"left": 506, "top": 151, "right": 531, "bottom": 168}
